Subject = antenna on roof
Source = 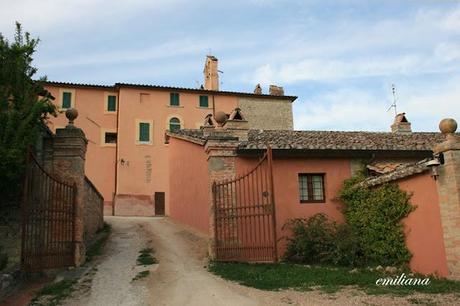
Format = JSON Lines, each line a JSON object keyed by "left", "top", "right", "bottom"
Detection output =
{"left": 387, "top": 84, "right": 398, "bottom": 116}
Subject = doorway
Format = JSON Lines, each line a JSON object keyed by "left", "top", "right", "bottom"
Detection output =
{"left": 154, "top": 192, "right": 165, "bottom": 216}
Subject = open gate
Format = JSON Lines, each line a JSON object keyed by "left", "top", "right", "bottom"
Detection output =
{"left": 212, "top": 148, "right": 277, "bottom": 262}
{"left": 21, "top": 152, "right": 76, "bottom": 272}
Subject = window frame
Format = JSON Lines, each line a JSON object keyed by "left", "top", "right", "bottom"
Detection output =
{"left": 199, "top": 95, "right": 209, "bottom": 108}
{"left": 298, "top": 173, "right": 326, "bottom": 203}
{"left": 106, "top": 94, "right": 117, "bottom": 112}
{"left": 100, "top": 129, "right": 117, "bottom": 147}
{"left": 59, "top": 88, "right": 75, "bottom": 110}
{"left": 135, "top": 119, "right": 154, "bottom": 145}
{"left": 170, "top": 92, "right": 180, "bottom": 106}
{"left": 169, "top": 117, "right": 181, "bottom": 131}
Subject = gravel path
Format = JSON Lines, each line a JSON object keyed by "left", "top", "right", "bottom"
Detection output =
{"left": 61, "top": 217, "right": 458, "bottom": 306}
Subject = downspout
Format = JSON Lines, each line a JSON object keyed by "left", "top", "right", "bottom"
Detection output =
{"left": 113, "top": 85, "right": 120, "bottom": 216}
{"left": 212, "top": 94, "right": 216, "bottom": 116}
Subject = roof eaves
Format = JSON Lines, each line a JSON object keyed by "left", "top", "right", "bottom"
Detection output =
{"left": 165, "top": 131, "right": 206, "bottom": 146}
{"left": 114, "top": 82, "right": 297, "bottom": 101}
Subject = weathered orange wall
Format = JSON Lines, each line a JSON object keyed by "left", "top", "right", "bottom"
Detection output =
{"left": 397, "top": 173, "right": 448, "bottom": 277}
{"left": 45, "top": 86, "right": 117, "bottom": 215}
{"left": 115, "top": 88, "right": 238, "bottom": 215}
{"left": 168, "top": 137, "right": 210, "bottom": 234}
{"left": 236, "top": 156, "right": 351, "bottom": 255}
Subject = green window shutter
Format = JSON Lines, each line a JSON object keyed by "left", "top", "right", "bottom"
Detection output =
{"left": 107, "top": 95, "right": 116, "bottom": 111}
{"left": 139, "top": 123, "right": 150, "bottom": 142}
{"left": 62, "top": 92, "right": 72, "bottom": 108}
{"left": 199, "top": 95, "right": 208, "bottom": 107}
{"left": 170, "top": 93, "right": 179, "bottom": 106}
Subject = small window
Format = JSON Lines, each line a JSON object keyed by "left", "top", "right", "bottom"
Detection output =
{"left": 170, "top": 92, "right": 180, "bottom": 106}
{"left": 298, "top": 174, "right": 325, "bottom": 203}
{"left": 62, "top": 92, "right": 72, "bottom": 108}
{"left": 104, "top": 132, "right": 117, "bottom": 144}
{"left": 139, "top": 122, "right": 150, "bottom": 142}
{"left": 107, "top": 95, "right": 116, "bottom": 112}
{"left": 199, "top": 95, "right": 209, "bottom": 108}
{"left": 169, "top": 117, "right": 181, "bottom": 131}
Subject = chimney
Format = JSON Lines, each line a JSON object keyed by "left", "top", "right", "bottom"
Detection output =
{"left": 391, "top": 113, "right": 412, "bottom": 134}
{"left": 203, "top": 55, "right": 219, "bottom": 91}
{"left": 223, "top": 108, "right": 249, "bottom": 141}
{"left": 254, "top": 84, "right": 262, "bottom": 94}
{"left": 269, "top": 84, "right": 284, "bottom": 96}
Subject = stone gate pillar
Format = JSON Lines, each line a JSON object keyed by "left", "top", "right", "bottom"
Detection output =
{"left": 434, "top": 118, "right": 460, "bottom": 279}
{"left": 52, "top": 108, "right": 88, "bottom": 266}
{"left": 204, "top": 110, "right": 248, "bottom": 259}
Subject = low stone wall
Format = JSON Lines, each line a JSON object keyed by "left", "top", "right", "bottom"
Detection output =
{"left": 83, "top": 176, "right": 104, "bottom": 245}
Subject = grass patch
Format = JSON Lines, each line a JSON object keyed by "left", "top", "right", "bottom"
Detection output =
{"left": 137, "top": 247, "right": 158, "bottom": 266}
{"left": 31, "top": 279, "right": 76, "bottom": 306}
{"left": 208, "top": 262, "right": 460, "bottom": 296}
{"left": 132, "top": 270, "right": 150, "bottom": 281}
{"left": 86, "top": 222, "right": 111, "bottom": 262}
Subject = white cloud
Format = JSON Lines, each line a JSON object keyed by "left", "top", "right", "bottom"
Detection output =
{"left": 293, "top": 77, "right": 460, "bottom": 132}
{"left": 0, "top": 0, "right": 180, "bottom": 34}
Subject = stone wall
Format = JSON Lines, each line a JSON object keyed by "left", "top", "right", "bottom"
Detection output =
{"left": 83, "top": 176, "right": 104, "bottom": 244}
{"left": 238, "top": 97, "right": 293, "bottom": 130}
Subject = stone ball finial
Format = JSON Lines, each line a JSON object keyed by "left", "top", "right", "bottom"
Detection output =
{"left": 65, "top": 108, "right": 78, "bottom": 126}
{"left": 214, "top": 111, "right": 227, "bottom": 126}
{"left": 439, "top": 118, "right": 457, "bottom": 135}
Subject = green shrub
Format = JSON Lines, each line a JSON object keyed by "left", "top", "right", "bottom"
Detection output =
{"left": 283, "top": 214, "right": 364, "bottom": 266}
{"left": 339, "top": 179, "right": 415, "bottom": 267}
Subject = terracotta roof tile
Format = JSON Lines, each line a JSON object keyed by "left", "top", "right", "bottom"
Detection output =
{"left": 169, "top": 129, "right": 446, "bottom": 151}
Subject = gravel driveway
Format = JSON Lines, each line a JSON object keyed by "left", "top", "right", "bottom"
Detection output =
{"left": 61, "top": 217, "right": 456, "bottom": 306}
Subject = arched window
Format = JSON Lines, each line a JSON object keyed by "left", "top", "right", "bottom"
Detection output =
{"left": 169, "top": 117, "right": 181, "bottom": 131}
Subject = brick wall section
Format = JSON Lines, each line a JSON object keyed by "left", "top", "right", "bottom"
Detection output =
{"left": 205, "top": 136, "right": 239, "bottom": 259}
{"left": 83, "top": 176, "right": 104, "bottom": 244}
{"left": 435, "top": 147, "right": 460, "bottom": 279}
{"left": 238, "top": 97, "right": 293, "bottom": 130}
{"left": 51, "top": 121, "right": 104, "bottom": 266}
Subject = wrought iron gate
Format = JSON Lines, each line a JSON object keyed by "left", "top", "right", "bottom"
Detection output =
{"left": 21, "top": 152, "right": 76, "bottom": 272}
{"left": 212, "top": 148, "right": 277, "bottom": 262}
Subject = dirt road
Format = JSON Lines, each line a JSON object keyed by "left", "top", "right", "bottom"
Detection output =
{"left": 61, "top": 217, "right": 454, "bottom": 306}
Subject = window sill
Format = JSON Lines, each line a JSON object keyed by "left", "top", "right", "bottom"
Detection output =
{"left": 136, "top": 142, "right": 153, "bottom": 146}
{"left": 167, "top": 105, "right": 184, "bottom": 108}
{"left": 196, "top": 106, "right": 211, "bottom": 109}
{"left": 103, "top": 111, "right": 117, "bottom": 115}
{"left": 101, "top": 143, "right": 117, "bottom": 147}
{"left": 300, "top": 200, "right": 326, "bottom": 204}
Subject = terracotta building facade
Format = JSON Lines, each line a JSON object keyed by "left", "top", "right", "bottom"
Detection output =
{"left": 44, "top": 56, "right": 296, "bottom": 216}
{"left": 166, "top": 111, "right": 460, "bottom": 279}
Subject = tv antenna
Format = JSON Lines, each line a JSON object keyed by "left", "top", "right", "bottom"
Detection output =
{"left": 387, "top": 84, "right": 398, "bottom": 116}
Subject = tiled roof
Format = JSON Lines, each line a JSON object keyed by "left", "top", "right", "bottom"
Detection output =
{"left": 41, "top": 81, "right": 297, "bottom": 101}
{"left": 168, "top": 129, "right": 446, "bottom": 151}
{"left": 240, "top": 130, "right": 444, "bottom": 151}
{"left": 359, "top": 159, "right": 431, "bottom": 187}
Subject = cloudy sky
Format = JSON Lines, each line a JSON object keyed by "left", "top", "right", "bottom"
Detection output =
{"left": 1, "top": 0, "right": 459, "bottom": 131}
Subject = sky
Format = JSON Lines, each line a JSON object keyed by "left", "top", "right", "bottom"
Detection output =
{"left": 1, "top": 0, "right": 459, "bottom": 132}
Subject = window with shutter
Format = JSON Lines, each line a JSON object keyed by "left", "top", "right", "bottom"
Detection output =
{"left": 107, "top": 95, "right": 116, "bottom": 111}
{"left": 199, "top": 95, "right": 209, "bottom": 107}
{"left": 62, "top": 92, "right": 72, "bottom": 108}
{"left": 139, "top": 122, "right": 150, "bottom": 142}
{"left": 170, "top": 93, "right": 180, "bottom": 106}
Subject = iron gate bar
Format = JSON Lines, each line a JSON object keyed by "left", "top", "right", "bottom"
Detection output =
{"left": 213, "top": 147, "right": 277, "bottom": 262}
{"left": 21, "top": 150, "right": 76, "bottom": 272}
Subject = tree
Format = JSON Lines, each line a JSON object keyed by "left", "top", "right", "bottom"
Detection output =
{"left": 0, "top": 22, "right": 57, "bottom": 211}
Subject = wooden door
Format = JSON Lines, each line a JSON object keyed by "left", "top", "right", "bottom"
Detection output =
{"left": 154, "top": 192, "right": 165, "bottom": 216}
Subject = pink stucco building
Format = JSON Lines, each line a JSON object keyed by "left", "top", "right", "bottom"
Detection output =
{"left": 44, "top": 56, "right": 296, "bottom": 216}
{"left": 165, "top": 112, "right": 460, "bottom": 278}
